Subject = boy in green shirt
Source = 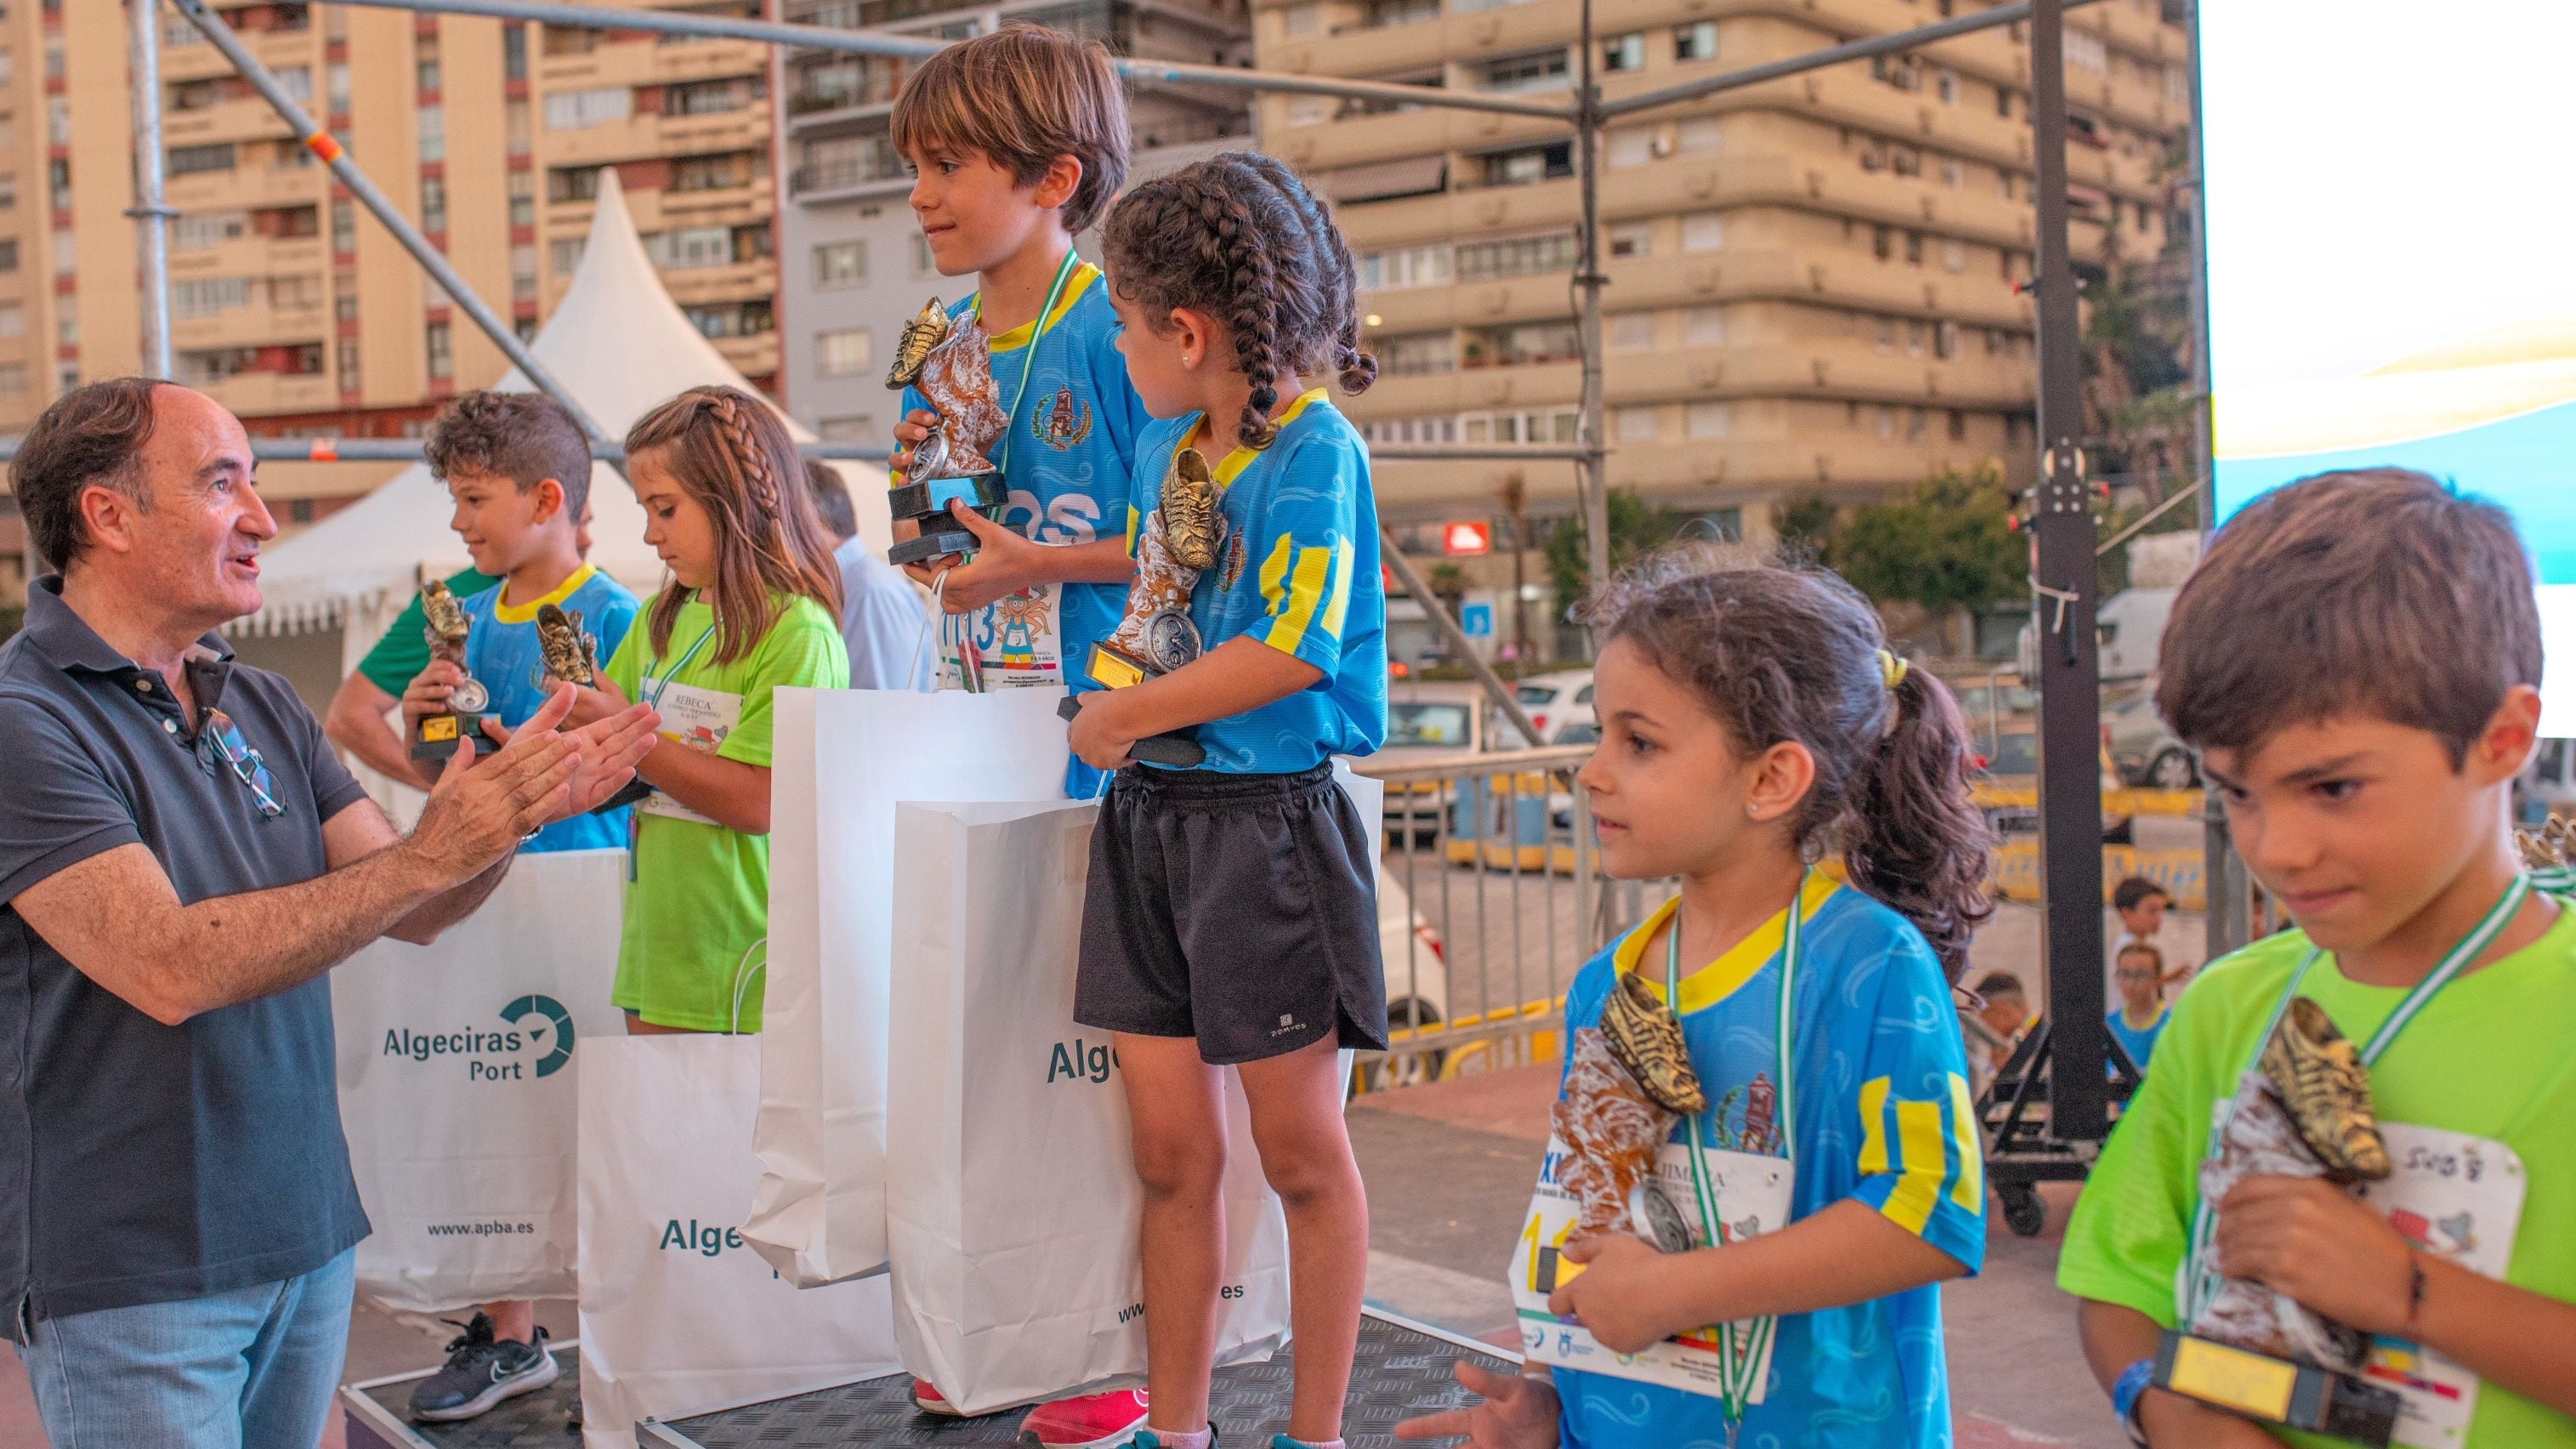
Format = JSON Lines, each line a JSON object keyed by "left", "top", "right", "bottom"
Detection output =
{"left": 2058, "top": 469, "right": 2576, "bottom": 1446}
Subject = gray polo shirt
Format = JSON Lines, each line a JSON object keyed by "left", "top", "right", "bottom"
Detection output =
{"left": 0, "top": 577, "right": 372, "bottom": 1330}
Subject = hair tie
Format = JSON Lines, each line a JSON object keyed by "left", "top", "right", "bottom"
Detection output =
{"left": 1877, "top": 649, "right": 1909, "bottom": 690}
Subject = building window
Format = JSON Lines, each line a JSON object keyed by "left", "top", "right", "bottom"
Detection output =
{"left": 1875, "top": 315, "right": 1896, "bottom": 351}
{"left": 1673, "top": 20, "right": 1716, "bottom": 62}
{"left": 1379, "top": 332, "right": 1456, "bottom": 377}
{"left": 1606, "top": 128, "right": 1655, "bottom": 168}
{"left": 1907, "top": 319, "right": 1926, "bottom": 355}
{"left": 417, "top": 106, "right": 445, "bottom": 162}
{"left": 1938, "top": 68, "right": 1958, "bottom": 104}
{"left": 2066, "top": 27, "right": 2108, "bottom": 72}
{"left": 1608, "top": 222, "right": 1651, "bottom": 259}
{"left": 1357, "top": 243, "right": 1450, "bottom": 292}
{"left": 544, "top": 86, "right": 631, "bottom": 131}
{"left": 1684, "top": 305, "right": 1726, "bottom": 346}
{"left": 1602, "top": 31, "right": 1643, "bottom": 71}
{"left": 419, "top": 176, "right": 447, "bottom": 234}
{"left": 1285, "top": 96, "right": 1330, "bottom": 128}
{"left": 1677, "top": 118, "right": 1720, "bottom": 155}
{"left": 1609, "top": 312, "right": 1655, "bottom": 351}
{"left": 426, "top": 323, "right": 453, "bottom": 380}
{"left": 1941, "top": 156, "right": 1963, "bottom": 188}
{"left": 332, "top": 200, "right": 355, "bottom": 253}
{"left": 1904, "top": 230, "right": 1925, "bottom": 265}
{"left": 173, "top": 210, "right": 247, "bottom": 248}
{"left": 507, "top": 100, "right": 531, "bottom": 155}
{"left": 814, "top": 241, "right": 865, "bottom": 289}
{"left": 415, "top": 36, "right": 440, "bottom": 94}
{"left": 0, "top": 365, "right": 26, "bottom": 397}
{"left": 819, "top": 415, "right": 874, "bottom": 443}
{"left": 1936, "top": 320, "right": 1960, "bottom": 359}
{"left": 543, "top": 26, "right": 597, "bottom": 57}
{"left": 1943, "top": 238, "right": 1966, "bottom": 273}
{"left": 508, "top": 169, "right": 535, "bottom": 226}
{"left": 1465, "top": 321, "right": 1580, "bottom": 368}
{"left": 327, "top": 62, "right": 351, "bottom": 116}
{"left": 1478, "top": 143, "right": 1572, "bottom": 188}
{"left": 671, "top": 153, "right": 748, "bottom": 192}
{"left": 815, "top": 327, "right": 871, "bottom": 378}
{"left": 168, "top": 143, "right": 237, "bottom": 177}
{"left": 644, "top": 226, "right": 735, "bottom": 270}
{"left": 512, "top": 243, "right": 538, "bottom": 300}
{"left": 1876, "top": 406, "right": 1896, "bottom": 440}
{"left": 336, "top": 340, "right": 360, "bottom": 393}
{"left": 1481, "top": 49, "right": 1569, "bottom": 94}
{"left": 503, "top": 23, "right": 527, "bottom": 81}
{"left": 666, "top": 77, "right": 760, "bottom": 116}
{"left": 1947, "top": 408, "right": 1967, "bottom": 441}
{"left": 0, "top": 176, "right": 14, "bottom": 212}
{"left": 1687, "top": 402, "right": 1729, "bottom": 440}
{"left": 549, "top": 165, "right": 603, "bottom": 204}
{"left": 1282, "top": 3, "right": 1320, "bottom": 34}
{"left": 173, "top": 276, "right": 252, "bottom": 318}
{"left": 550, "top": 237, "right": 587, "bottom": 274}
{"left": 1455, "top": 230, "right": 1578, "bottom": 281}
{"left": 0, "top": 303, "right": 20, "bottom": 338}
{"left": 1366, "top": 0, "right": 1439, "bottom": 24}
{"left": 1680, "top": 212, "right": 1723, "bottom": 253}
{"left": 1614, "top": 406, "right": 1657, "bottom": 442}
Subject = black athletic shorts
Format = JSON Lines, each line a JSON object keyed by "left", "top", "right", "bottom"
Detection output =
{"left": 1075, "top": 761, "right": 1390, "bottom": 1065}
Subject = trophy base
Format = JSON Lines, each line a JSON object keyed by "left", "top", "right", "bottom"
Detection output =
{"left": 1056, "top": 694, "right": 1205, "bottom": 770}
{"left": 2152, "top": 1330, "right": 2398, "bottom": 1446}
{"left": 888, "top": 471, "right": 1007, "bottom": 568}
{"left": 411, "top": 711, "right": 496, "bottom": 762}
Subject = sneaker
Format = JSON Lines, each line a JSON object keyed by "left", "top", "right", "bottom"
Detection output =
{"left": 408, "top": 1314, "right": 559, "bottom": 1423}
{"left": 1122, "top": 1427, "right": 1216, "bottom": 1449}
{"left": 1016, "top": 1388, "right": 1154, "bottom": 1448}
{"left": 913, "top": 1378, "right": 969, "bottom": 1417}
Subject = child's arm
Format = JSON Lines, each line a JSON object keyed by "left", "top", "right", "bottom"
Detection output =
{"left": 1065, "top": 636, "right": 1323, "bottom": 769}
{"left": 921, "top": 503, "right": 1133, "bottom": 613}
{"left": 2217, "top": 1174, "right": 2576, "bottom": 1418}
{"left": 564, "top": 674, "right": 775, "bottom": 834}
{"left": 2078, "top": 1298, "right": 2281, "bottom": 1446}
{"left": 1546, "top": 1202, "right": 1963, "bottom": 1354}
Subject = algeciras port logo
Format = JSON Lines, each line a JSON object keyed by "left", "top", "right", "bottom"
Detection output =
{"left": 383, "top": 994, "right": 576, "bottom": 1082}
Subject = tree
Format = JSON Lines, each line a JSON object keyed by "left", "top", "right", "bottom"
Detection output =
{"left": 1829, "top": 463, "right": 2025, "bottom": 650}
{"left": 1545, "top": 488, "right": 1703, "bottom": 613}
{"left": 1771, "top": 496, "right": 1839, "bottom": 565}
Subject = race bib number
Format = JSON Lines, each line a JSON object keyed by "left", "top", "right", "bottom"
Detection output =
{"left": 637, "top": 682, "right": 743, "bottom": 827}
{"left": 2351, "top": 1123, "right": 2526, "bottom": 1448}
{"left": 1508, "top": 1132, "right": 1792, "bottom": 1399}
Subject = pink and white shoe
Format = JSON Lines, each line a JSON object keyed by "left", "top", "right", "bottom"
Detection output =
{"left": 911, "top": 1378, "right": 968, "bottom": 1418}
{"left": 1016, "top": 1388, "right": 1152, "bottom": 1448}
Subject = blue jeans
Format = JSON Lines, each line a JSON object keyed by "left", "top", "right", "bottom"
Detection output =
{"left": 21, "top": 1247, "right": 355, "bottom": 1449}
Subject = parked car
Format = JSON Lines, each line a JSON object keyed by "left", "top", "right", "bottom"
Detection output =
{"left": 1371, "top": 872, "right": 1451, "bottom": 1088}
{"left": 2522, "top": 736, "right": 2576, "bottom": 822}
{"left": 1379, "top": 682, "right": 1494, "bottom": 844}
{"left": 1512, "top": 668, "right": 1597, "bottom": 746}
{"left": 1948, "top": 672, "right": 2037, "bottom": 758}
{"left": 2104, "top": 690, "right": 2199, "bottom": 789}
{"left": 1977, "top": 727, "right": 2133, "bottom": 844}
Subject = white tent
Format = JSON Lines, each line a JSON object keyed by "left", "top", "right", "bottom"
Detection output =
{"left": 240, "top": 168, "right": 890, "bottom": 642}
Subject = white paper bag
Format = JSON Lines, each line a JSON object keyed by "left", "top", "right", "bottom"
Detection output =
{"left": 749, "top": 686, "right": 1075, "bottom": 1286}
{"left": 332, "top": 848, "right": 625, "bottom": 1313}
{"left": 886, "top": 798, "right": 1297, "bottom": 1414}
{"left": 576, "top": 1034, "right": 900, "bottom": 1449}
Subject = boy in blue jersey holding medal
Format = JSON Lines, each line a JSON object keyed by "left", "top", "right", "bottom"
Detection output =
{"left": 887, "top": 23, "right": 1153, "bottom": 800}
{"left": 879, "top": 25, "right": 1165, "bottom": 1445}
{"left": 2061, "top": 472, "right": 2576, "bottom": 1449}
{"left": 393, "top": 390, "right": 638, "bottom": 1423}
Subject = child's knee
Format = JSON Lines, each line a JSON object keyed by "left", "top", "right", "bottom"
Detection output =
{"left": 1131, "top": 1133, "right": 1224, "bottom": 1199}
{"left": 1253, "top": 1135, "right": 1357, "bottom": 1208}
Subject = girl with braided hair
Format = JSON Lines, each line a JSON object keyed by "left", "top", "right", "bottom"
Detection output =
{"left": 567, "top": 386, "right": 848, "bottom": 1032}
{"left": 1061, "top": 153, "right": 1387, "bottom": 1449}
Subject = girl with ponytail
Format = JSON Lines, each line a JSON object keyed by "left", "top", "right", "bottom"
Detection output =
{"left": 1063, "top": 152, "right": 1385, "bottom": 1449}
{"left": 570, "top": 386, "right": 848, "bottom": 1033}
{"left": 1402, "top": 550, "right": 1992, "bottom": 1449}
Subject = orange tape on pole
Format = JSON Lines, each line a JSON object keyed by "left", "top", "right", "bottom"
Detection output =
{"left": 304, "top": 132, "right": 343, "bottom": 163}
{"left": 309, "top": 439, "right": 340, "bottom": 463}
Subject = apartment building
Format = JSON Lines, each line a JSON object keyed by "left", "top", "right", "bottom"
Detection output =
{"left": 772, "top": 0, "right": 1251, "bottom": 446}
{"left": 0, "top": 0, "right": 782, "bottom": 575}
{"left": 1253, "top": 0, "right": 2191, "bottom": 562}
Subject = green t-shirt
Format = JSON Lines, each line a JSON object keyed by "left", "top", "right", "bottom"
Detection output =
{"left": 603, "top": 591, "right": 848, "bottom": 1031}
{"left": 355, "top": 567, "right": 500, "bottom": 696}
{"left": 2058, "top": 907, "right": 2576, "bottom": 1447}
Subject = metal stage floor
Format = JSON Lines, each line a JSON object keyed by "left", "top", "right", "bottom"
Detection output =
{"left": 341, "top": 1310, "right": 1513, "bottom": 1448}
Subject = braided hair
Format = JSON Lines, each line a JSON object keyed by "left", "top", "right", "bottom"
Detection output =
{"left": 1103, "top": 151, "right": 1376, "bottom": 449}
{"left": 625, "top": 385, "right": 845, "bottom": 664}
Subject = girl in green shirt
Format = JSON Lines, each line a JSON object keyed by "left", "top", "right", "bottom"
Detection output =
{"left": 569, "top": 387, "right": 848, "bottom": 1031}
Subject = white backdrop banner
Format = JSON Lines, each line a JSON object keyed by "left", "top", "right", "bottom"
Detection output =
{"left": 332, "top": 847, "right": 625, "bottom": 1314}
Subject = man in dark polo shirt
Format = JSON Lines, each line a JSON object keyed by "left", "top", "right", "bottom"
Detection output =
{"left": 0, "top": 379, "right": 659, "bottom": 1446}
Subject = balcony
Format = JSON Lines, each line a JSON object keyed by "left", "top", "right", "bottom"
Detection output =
{"left": 162, "top": 26, "right": 316, "bottom": 85}
{"left": 200, "top": 370, "right": 337, "bottom": 418}
{"left": 162, "top": 94, "right": 299, "bottom": 150}
{"left": 167, "top": 160, "right": 330, "bottom": 214}
{"left": 789, "top": 154, "right": 910, "bottom": 203}
{"left": 539, "top": 106, "right": 770, "bottom": 167}
{"left": 712, "top": 332, "right": 780, "bottom": 378}
{"left": 659, "top": 259, "right": 781, "bottom": 305}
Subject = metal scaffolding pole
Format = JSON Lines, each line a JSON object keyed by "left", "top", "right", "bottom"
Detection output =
{"left": 326, "top": 0, "right": 1576, "bottom": 121}
{"left": 2182, "top": 0, "right": 2249, "bottom": 960}
{"left": 0, "top": 437, "right": 891, "bottom": 463}
{"left": 170, "top": 0, "right": 616, "bottom": 447}
{"left": 2027, "top": 0, "right": 2110, "bottom": 1143}
{"left": 128, "top": 0, "right": 175, "bottom": 380}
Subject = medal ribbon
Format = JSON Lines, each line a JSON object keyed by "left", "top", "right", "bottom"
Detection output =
{"left": 2181, "top": 872, "right": 2533, "bottom": 1322}
{"left": 1665, "top": 874, "right": 1805, "bottom": 1423}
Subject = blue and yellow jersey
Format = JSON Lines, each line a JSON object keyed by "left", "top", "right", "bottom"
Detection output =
{"left": 894, "top": 259, "right": 1152, "bottom": 685}
{"left": 1553, "top": 878, "right": 1985, "bottom": 1449}
{"left": 1127, "top": 390, "right": 1387, "bottom": 773}
{"left": 458, "top": 563, "right": 639, "bottom": 854}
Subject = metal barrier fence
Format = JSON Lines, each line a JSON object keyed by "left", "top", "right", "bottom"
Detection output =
{"left": 1346, "top": 746, "right": 1674, "bottom": 1094}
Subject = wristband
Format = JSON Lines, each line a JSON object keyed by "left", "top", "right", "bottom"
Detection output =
{"left": 2111, "top": 1357, "right": 2155, "bottom": 1447}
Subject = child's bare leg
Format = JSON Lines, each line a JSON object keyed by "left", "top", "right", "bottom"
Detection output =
{"left": 1239, "top": 1035, "right": 1366, "bottom": 1443}
{"left": 486, "top": 1300, "right": 536, "bottom": 1343}
{"left": 1117, "top": 1031, "right": 1228, "bottom": 1433}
